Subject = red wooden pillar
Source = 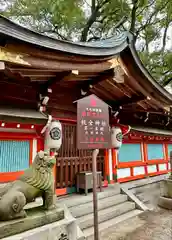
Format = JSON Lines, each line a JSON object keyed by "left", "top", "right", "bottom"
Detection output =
{"left": 104, "top": 149, "right": 110, "bottom": 184}
{"left": 130, "top": 167, "right": 134, "bottom": 178}
{"left": 37, "top": 137, "right": 44, "bottom": 151}
{"left": 163, "top": 143, "right": 169, "bottom": 171}
{"left": 112, "top": 149, "right": 117, "bottom": 182}
{"left": 143, "top": 142, "right": 148, "bottom": 177}
{"left": 29, "top": 139, "right": 33, "bottom": 165}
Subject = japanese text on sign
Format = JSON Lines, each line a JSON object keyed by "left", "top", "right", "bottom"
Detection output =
{"left": 77, "top": 95, "right": 110, "bottom": 149}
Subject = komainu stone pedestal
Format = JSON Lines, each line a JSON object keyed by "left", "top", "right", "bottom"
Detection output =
{"left": 158, "top": 179, "right": 172, "bottom": 210}
{"left": 0, "top": 205, "right": 64, "bottom": 239}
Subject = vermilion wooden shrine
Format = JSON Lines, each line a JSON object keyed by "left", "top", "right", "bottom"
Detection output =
{"left": 0, "top": 16, "right": 172, "bottom": 195}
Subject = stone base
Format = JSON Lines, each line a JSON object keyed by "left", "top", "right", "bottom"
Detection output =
{"left": 0, "top": 205, "right": 64, "bottom": 239}
{"left": 158, "top": 179, "right": 172, "bottom": 209}
{"left": 158, "top": 196, "right": 172, "bottom": 210}
{"left": 160, "top": 179, "right": 172, "bottom": 198}
{"left": 3, "top": 218, "right": 78, "bottom": 240}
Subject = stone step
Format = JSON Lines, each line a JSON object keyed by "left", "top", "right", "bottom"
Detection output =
{"left": 70, "top": 194, "right": 128, "bottom": 218}
{"left": 58, "top": 185, "right": 121, "bottom": 208}
{"left": 84, "top": 209, "right": 143, "bottom": 239}
{"left": 78, "top": 201, "right": 136, "bottom": 230}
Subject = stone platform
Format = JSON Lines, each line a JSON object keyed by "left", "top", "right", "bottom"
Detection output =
{"left": 0, "top": 205, "right": 64, "bottom": 239}
{"left": 158, "top": 179, "right": 172, "bottom": 210}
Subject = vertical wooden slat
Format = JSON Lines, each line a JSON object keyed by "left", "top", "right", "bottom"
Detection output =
{"left": 67, "top": 125, "right": 69, "bottom": 158}
{"left": 87, "top": 157, "right": 91, "bottom": 171}
{"left": 60, "top": 159, "right": 64, "bottom": 188}
{"left": 74, "top": 125, "right": 77, "bottom": 157}
{"left": 69, "top": 125, "right": 71, "bottom": 157}
{"left": 70, "top": 158, "right": 74, "bottom": 186}
{"left": 65, "top": 159, "right": 69, "bottom": 187}
{"left": 79, "top": 149, "right": 82, "bottom": 172}
{"left": 75, "top": 158, "right": 78, "bottom": 176}
{"left": 83, "top": 155, "right": 87, "bottom": 171}
{"left": 56, "top": 159, "right": 60, "bottom": 188}
{"left": 71, "top": 125, "right": 74, "bottom": 157}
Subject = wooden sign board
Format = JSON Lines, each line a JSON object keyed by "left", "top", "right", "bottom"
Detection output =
{"left": 77, "top": 94, "right": 110, "bottom": 149}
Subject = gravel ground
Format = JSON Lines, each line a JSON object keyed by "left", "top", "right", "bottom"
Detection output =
{"left": 101, "top": 208, "right": 172, "bottom": 240}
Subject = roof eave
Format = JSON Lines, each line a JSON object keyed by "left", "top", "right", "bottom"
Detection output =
{"left": 0, "top": 15, "right": 129, "bottom": 57}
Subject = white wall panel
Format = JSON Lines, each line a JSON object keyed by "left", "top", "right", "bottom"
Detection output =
{"left": 159, "top": 163, "right": 167, "bottom": 171}
{"left": 133, "top": 166, "right": 145, "bottom": 176}
{"left": 117, "top": 168, "right": 130, "bottom": 179}
{"left": 147, "top": 165, "right": 157, "bottom": 173}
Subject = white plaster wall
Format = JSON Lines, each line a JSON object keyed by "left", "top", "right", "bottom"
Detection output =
{"left": 117, "top": 168, "right": 130, "bottom": 179}
{"left": 158, "top": 163, "right": 167, "bottom": 171}
{"left": 133, "top": 166, "right": 145, "bottom": 176}
{"left": 147, "top": 165, "right": 157, "bottom": 173}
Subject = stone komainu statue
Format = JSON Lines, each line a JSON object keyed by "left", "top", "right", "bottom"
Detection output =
{"left": 0, "top": 151, "right": 56, "bottom": 220}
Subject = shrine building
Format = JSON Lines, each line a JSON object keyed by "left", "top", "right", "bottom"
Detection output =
{"left": 0, "top": 16, "right": 171, "bottom": 195}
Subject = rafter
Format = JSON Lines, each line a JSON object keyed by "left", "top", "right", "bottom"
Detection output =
{"left": 80, "top": 68, "right": 114, "bottom": 92}
{"left": 107, "top": 95, "right": 146, "bottom": 109}
{"left": 41, "top": 71, "right": 71, "bottom": 90}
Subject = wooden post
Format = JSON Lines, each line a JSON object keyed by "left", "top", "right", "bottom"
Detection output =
{"left": 163, "top": 144, "right": 169, "bottom": 171}
{"left": 143, "top": 143, "right": 148, "bottom": 177}
{"left": 92, "top": 149, "right": 99, "bottom": 240}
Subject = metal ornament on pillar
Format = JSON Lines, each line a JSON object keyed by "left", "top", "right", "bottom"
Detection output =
{"left": 111, "top": 126, "right": 123, "bottom": 149}
{"left": 45, "top": 120, "right": 62, "bottom": 151}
